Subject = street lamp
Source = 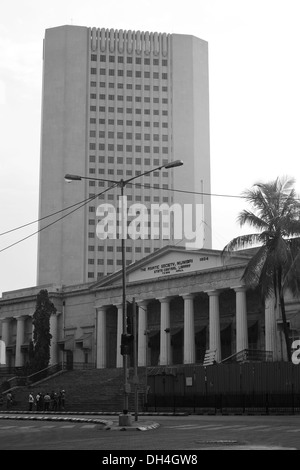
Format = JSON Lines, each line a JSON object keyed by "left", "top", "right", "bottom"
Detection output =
{"left": 64, "top": 159, "right": 183, "bottom": 425}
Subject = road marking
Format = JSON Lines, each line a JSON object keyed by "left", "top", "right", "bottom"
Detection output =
{"left": 81, "top": 424, "right": 97, "bottom": 429}
{"left": 60, "top": 425, "right": 76, "bottom": 429}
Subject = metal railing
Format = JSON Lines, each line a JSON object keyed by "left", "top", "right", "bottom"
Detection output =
{"left": 221, "top": 349, "right": 273, "bottom": 363}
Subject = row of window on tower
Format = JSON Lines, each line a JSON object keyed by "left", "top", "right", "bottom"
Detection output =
{"left": 91, "top": 54, "right": 168, "bottom": 67}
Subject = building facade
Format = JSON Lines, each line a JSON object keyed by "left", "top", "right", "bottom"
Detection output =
{"left": 1, "top": 246, "right": 299, "bottom": 370}
{"left": 37, "top": 25, "right": 212, "bottom": 287}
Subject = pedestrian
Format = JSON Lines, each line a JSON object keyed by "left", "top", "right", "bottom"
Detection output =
{"left": 60, "top": 389, "right": 65, "bottom": 410}
{"left": 43, "top": 392, "right": 51, "bottom": 411}
{"left": 28, "top": 393, "right": 34, "bottom": 411}
{"left": 6, "top": 392, "right": 12, "bottom": 409}
{"left": 53, "top": 392, "right": 58, "bottom": 411}
{"left": 35, "top": 392, "right": 41, "bottom": 411}
{"left": 50, "top": 390, "right": 55, "bottom": 410}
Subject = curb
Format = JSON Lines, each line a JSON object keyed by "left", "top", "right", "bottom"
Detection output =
{"left": 0, "top": 413, "right": 160, "bottom": 432}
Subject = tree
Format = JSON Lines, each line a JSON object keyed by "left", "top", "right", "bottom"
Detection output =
{"left": 29, "top": 289, "right": 55, "bottom": 372}
{"left": 223, "top": 176, "right": 300, "bottom": 362}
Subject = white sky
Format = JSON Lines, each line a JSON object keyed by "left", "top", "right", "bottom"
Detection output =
{"left": 1, "top": 0, "right": 300, "bottom": 295}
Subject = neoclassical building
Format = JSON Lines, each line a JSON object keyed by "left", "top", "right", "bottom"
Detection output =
{"left": 0, "top": 246, "right": 299, "bottom": 369}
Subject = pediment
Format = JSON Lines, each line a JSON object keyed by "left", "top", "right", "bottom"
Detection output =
{"left": 91, "top": 245, "right": 253, "bottom": 289}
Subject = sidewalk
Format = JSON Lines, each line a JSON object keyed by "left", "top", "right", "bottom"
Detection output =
{"left": 0, "top": 409, "right": 187, "bottom": 431}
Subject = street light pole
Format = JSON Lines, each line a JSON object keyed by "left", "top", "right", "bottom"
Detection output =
{"left": 64, "top": 159, "right": 183, "bottom": 426}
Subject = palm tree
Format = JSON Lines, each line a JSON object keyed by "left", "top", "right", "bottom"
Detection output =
{"left": 223, "top": 176, "right": 300, "bottom": 362}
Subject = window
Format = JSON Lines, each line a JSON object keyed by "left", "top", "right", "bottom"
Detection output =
{"left": 135, "top": 71, "right": 142, "bottom": 78}
{"left": 88, "top": 259, "right": 95, "bottom": 264}
{"left": 99, "top": 131, "right": 105, "bottom": 138}
{"left": 89, "top": 155, "right": 95, "bottom": 163}
{"left": 117, "top": 144, "right": 123, "bottom": 151}
{"left": 144, "top": 71, "right": 150, "bottom": 78}
{"left": 88, "top": 272, "right": 94, "bottom": 278}
{"left": 99, "top": 106, "right": 105, "bottom": 112}
{"left": 127, "top": 70, "right": 133, "bottom": 77}
{"left": 118, "top": 56, "right": 124, "bottom": 63}
{"left": 90, "top": 106, "right": 96, "bottom": 112}
{"left": 118, "top": 70, "right": 124, "bottom": 77}
{"left": 99, "top": 143, "right": 105, "bottom": 150}
{"left": 127, "top": 57, "right": 133, "bottom": 63}
{"left": 100, "top": 69, "right": 106, "bottom": 75}
{"left": 89, "top": 143, "right": 96, "bottom": 150}
{"left": 90, "top": 130, "right": 96, "bottom": 137}
{"left": 109, "top": 56, "right": 115, "bottom": 62}
{"left": 109, "top": 70, "right": 115, "bottom": 76}
{"left": 91, "top": 54, "right": 97, "bottom": 61}
{"left": 108, "top": 157, "right": 114, "bottom": 163}
{"left": 153, "top": 59, "right": 159, "bottom": 66}
{"left": 90, "top": 118, "right": 96, "bottom": 124}
{"left": 91, "top": 68, "right": 97, "bottom": 74}
{"left": 100, "top": 55, "right": 106, "bottom": 61}
{"left": 100, "top": 82, "right": 105, "bottom": 87}
{"left": 162, "top": 59, "right": 168, "bottom": 66}
{"left": 90, "top": 81, "right": 96, "bottom": 87}
{"left": 162, "top": 73, "right": 168, "bottom": 79}
{"left": 153, "top": 72, "right": 159, "bottom": 79}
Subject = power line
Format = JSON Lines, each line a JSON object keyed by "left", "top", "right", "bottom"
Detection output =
{"left": 0, "top": 184, "right": 117, "bottom": 254}
{"left": 0, "top": 184, "right": 249, "bottom": 239}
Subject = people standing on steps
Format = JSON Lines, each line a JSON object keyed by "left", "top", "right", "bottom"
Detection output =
{"left": 28, "top": 393, "right": 34, "bottom": 411}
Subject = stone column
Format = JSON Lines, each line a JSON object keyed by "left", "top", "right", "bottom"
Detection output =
{"left": 207, "top": 290, "right": 222, "bottom": 362}
{"left": 116, "top": 304, "right": 123, "bottom": 368}
{"left": 96, "top": 306, "right": 107, "bottom": 369}
{"left": 49, "top": 312, "right": 59, "bottom": 365}
{"left": 158, "top": 297, "right": 172, "bottom": 365}
{"left": 234, "top": 286, "right": 248, "bottom": 353}
{"left": 15, "top": 316, "right": 26, "bottom": 367}
{"left": 0, "top": 318, "right": 11, "bottom": 365}
{"left": 137, "top": 300, "right": 148, "bottom": 367}
{"left": 0, "top": 318, "right": 11, "bottom": 349}
{"left": 182, "top": 294, "right": 195, "bottom": 364}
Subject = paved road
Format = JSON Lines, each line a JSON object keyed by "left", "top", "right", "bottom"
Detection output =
{"left": 0, "top": 413, "right": 299, "bottom": 450}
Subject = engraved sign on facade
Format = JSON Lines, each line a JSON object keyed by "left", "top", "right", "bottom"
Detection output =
{"left": 140, "top": 257, "right": 209, "bottom": 276}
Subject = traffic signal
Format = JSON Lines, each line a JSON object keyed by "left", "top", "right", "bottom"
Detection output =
{"left": 120, "top": 333, "right": 134, "bottom": 355}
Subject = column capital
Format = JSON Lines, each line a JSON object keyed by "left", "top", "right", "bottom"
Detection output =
{"left": 0, "top": 317, "right": 13, "bottom": 324}
{"left": 115, "top": 303, "right": 123, "bottom": 310}
{"left": 181, "top": 293, "right": 195, "bottom": 300}
{"left": 232, "top": 285, "right": 247, "bottom": 293}
{"left": 157, "top": 296, "right": 174, "bottom": 304}
{"left": 14, "top": 315, "right": 27, "bottom": 321}
{"left": 136, "top": 299, "right": 149, "bottom": 308}
{"left": 94, "top": 304, "right": 110, "bottom": 311}
{"left": 205, "top": 289, "right": 222, "bottom": 297}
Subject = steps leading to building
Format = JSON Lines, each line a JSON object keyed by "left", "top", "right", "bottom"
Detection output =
{"left": 4, "top": 367, "right": 147, "bottom": 413}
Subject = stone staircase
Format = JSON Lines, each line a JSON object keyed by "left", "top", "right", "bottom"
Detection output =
{"left": 3, "top": 367, "right": 147, "bottom": 413}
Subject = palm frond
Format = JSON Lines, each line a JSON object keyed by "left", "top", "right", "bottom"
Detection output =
{"left": 222, "top": 233, "right": 263, "bottom": 256}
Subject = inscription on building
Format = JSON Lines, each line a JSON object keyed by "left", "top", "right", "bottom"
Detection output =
{"left": 141, "top": 257, "right": 209, "bottom": 276}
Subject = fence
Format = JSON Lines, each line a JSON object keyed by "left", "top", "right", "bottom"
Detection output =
{"left": 145, "top": 362, "right": 300, "bottom": 413}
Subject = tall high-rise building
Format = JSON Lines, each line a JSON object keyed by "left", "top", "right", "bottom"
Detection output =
{"left": 37, "top": 25, "right": 212, "bottom": 286}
